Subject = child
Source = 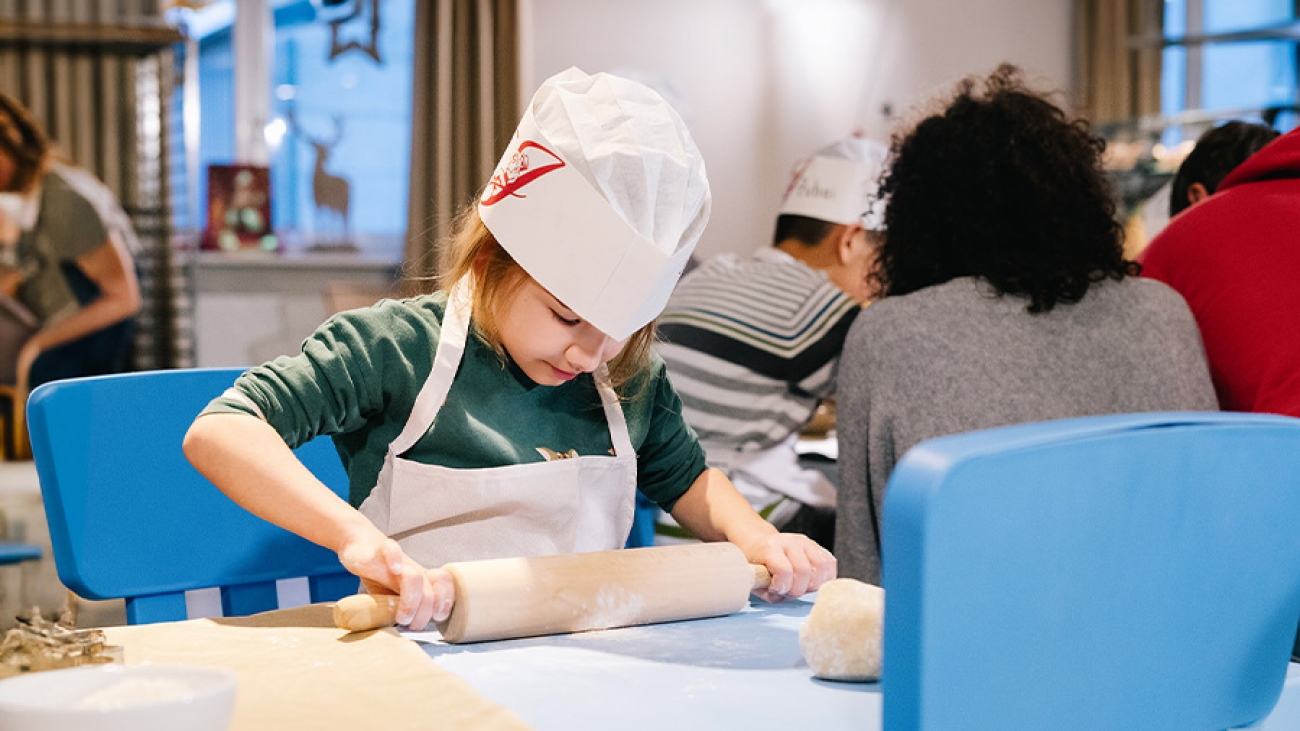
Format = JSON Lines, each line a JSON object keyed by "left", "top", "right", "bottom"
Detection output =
{"left": 184, "top": 68, "right": 836, "bottom": 631}
{"left": 656, "top": 134, "right": 888, "bottom": 550}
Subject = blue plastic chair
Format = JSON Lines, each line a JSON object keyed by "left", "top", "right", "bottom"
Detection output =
{"left": 881, "top": 412, "right": 1300, "bottom": 731}
{"left": 26, "top": 368, "right": 359, "bottom": 624}
{"left": 626, "top": 494, "right": 658, "bottom": 549}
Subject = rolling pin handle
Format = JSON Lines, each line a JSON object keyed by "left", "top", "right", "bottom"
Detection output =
{"left": 334, "top": 594, "right": 399, "bottom": 632}
{"left": 751, "top": 564, "right": 772, "bottom": 590}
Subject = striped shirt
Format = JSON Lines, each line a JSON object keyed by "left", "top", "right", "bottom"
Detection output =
{"left": 657, "top": 248, "right": 860, "bottom": 456}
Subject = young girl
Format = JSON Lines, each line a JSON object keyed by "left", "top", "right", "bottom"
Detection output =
{"left": 184, "top": 68, "right": 836, "bottom": 631}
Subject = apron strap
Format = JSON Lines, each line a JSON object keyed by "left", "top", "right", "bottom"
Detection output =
{"left": 594, "top": 366, "right": 635, "bottom": 459}
{"left": 390, "top": 276, "right": 472, "bottom": 456}
{"left": 390, "top": 274, "right": 635, "bottom": 460}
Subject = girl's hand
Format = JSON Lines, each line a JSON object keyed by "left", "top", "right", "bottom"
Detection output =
{"left": 738, "top": 532, "right": 837, "bottom": 603}
{"left": 338, "top": 535, "right": 456, "bottom": 631}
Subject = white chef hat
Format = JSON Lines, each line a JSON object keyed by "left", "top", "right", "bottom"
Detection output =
{"left": 478, "top": 67, "right": 711, "bottom": 341}
{"left": 778, "top": 135, "right": 888, "bottom": 230}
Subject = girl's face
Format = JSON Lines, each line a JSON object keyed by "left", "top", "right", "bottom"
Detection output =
{"left": 496, "top": 274, "right": 627, "bottom": 386}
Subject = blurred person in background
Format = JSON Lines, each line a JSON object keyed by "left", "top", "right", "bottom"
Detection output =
{"left": 655, "top": 135, "right": 887, "bottom": 550}
{"left": 0, "top": 92, "right": 140, "bottom": 393}
{"left": 1167, "top": 120, "right": 1279, "bottom": 218}
{"left": 835, "top": 65, "right": 1217, "bottom": 585}
{"left": 1142, "top": 123, "right": 1300, "bottom": 417}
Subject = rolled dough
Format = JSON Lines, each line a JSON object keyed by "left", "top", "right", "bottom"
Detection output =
{"left": 798, "top": 578, "right": 884, "bottom": 682}
{"left": 103, "top": 604, "right": 530, "bottom": 731}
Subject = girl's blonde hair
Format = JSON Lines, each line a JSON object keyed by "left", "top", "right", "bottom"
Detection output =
{"left": 437, "top": 204, "right": 656, "bottom": 391}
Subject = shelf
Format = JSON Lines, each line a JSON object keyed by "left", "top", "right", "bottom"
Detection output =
{"left": 0, "top": 21, "right": 185, "bottom": 56}
{"left": 1096, "top": 106, "right": 1294, "bottom": 138}
{"left": 1130, "top": 19, "right": 1300, "bottom": 49}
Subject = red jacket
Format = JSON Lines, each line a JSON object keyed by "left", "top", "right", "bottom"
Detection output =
{"left": 1140, "top": 126, "right": 1300, "bottom": 416}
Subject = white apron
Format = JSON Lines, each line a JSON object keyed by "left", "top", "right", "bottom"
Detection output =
{"left": 357, "top": 277, "right": 638, "bottom": 567}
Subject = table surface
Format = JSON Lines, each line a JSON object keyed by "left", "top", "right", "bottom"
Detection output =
{"left": 405, "top": 596, "right": 1300, "bottom": 731}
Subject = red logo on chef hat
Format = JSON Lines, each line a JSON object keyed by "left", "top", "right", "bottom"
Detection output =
{"left": 481, "top": 140, "right": 566, "bottom": 206}
{"left": 780, "top": 156, "right": 814, "bottom": 207}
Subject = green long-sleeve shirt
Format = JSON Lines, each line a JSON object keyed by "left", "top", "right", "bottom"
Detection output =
{"left": 201, "top": 292, "right": 706, "bottom": 510}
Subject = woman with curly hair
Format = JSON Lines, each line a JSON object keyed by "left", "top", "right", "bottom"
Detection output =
{"left": 834, "top": 65, "right": 1217, "bottom": 585}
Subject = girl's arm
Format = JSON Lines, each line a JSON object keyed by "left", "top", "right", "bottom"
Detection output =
{"left": 668, "top": 467, "right": 836, "bottom": 600}
{"left": 183, "top": 412, "right": 455, "bottom": 629}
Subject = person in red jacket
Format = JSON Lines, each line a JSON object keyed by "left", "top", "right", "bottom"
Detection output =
{"left": 1167, "top": 120, "right": 1277, "bottom": 218}
{"left": 1139, "top": 124, "right": 1300, "bottom": 417}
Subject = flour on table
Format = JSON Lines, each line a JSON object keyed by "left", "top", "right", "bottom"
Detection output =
{"left": 77, "top": 677, "right": 197, "bottom": 709}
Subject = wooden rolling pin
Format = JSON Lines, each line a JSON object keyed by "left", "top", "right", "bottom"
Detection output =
{"left": 333, "top": 543, "right": 773, "bottom": 643}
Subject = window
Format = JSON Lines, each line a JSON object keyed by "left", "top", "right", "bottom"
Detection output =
{"left": 1161, "top": 0, "right": 1298, "bottom": 140}
{"left": 183, "top": 0, "right": 413, "bottom": 257}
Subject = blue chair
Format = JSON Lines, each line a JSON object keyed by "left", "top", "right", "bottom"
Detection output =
{"left": 26, "top": 368, "right": 359, "bottom": 625}
{"left": 881, "top": 412, "right": 1300, "bottom": 731}
{"left": 626, "top": 493, "right": 658, "bottom": 549}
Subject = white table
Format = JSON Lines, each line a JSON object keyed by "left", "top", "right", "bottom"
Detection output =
{"left": 407, "top": 596, "right": 1300, "bottom": 731}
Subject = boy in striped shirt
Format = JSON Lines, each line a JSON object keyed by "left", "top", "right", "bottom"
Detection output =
{"left": 655, "top": 135, "right": 886, "bottom": 549}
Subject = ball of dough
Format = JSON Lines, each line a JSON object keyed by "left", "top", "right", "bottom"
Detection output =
{"left": 799, "top": 578, "right": 884, "bottom": 682}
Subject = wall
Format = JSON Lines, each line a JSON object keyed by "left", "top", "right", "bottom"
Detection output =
{"left": 525, "top": 0, "right": 1073, "bottom": 259}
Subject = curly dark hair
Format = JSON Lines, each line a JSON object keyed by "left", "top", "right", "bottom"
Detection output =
{"left": 1169, "top": 120, "right": 1278, "bottom": 217}
{"left": 873, "top": 64, "right": 1136, "bottom": 313}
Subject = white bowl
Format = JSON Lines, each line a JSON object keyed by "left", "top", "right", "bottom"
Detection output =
{"left": 0, "top": 664, "right": 237, "bottom": 731}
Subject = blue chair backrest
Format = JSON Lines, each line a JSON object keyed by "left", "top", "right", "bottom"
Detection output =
{"left": 27, "top": 368, "right": 359, "bottom": 624}
{"left": 881, "top": 411, "right": 1300, "bottom": 731}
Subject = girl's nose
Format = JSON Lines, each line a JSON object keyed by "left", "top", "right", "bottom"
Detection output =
{"left": 567, "top": 330, "right": 620, "bottom": 373}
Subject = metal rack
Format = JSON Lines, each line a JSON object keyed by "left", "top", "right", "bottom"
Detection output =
{"left": 0, "top": 20, "right": 183, "bottom": 55}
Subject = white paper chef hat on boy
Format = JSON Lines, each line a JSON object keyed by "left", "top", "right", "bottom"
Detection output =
{"left": 778, "top": 134, "right": 888, "bottom": 230}
{"left": 478, "top": 67, "right": 712, "bottom": 341}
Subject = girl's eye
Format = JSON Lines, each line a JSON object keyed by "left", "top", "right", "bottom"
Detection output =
{"left": 552, "top": 310, "right": 580, "bottom": 326}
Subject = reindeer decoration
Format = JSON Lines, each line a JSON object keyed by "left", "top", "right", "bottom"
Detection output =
{"left": 286, "top": 109, "right": 351, "bottom": 237}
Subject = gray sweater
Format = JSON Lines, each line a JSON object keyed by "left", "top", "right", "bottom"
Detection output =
{"left": 835, "top": 276, "right": 1218, "bottom": 584}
